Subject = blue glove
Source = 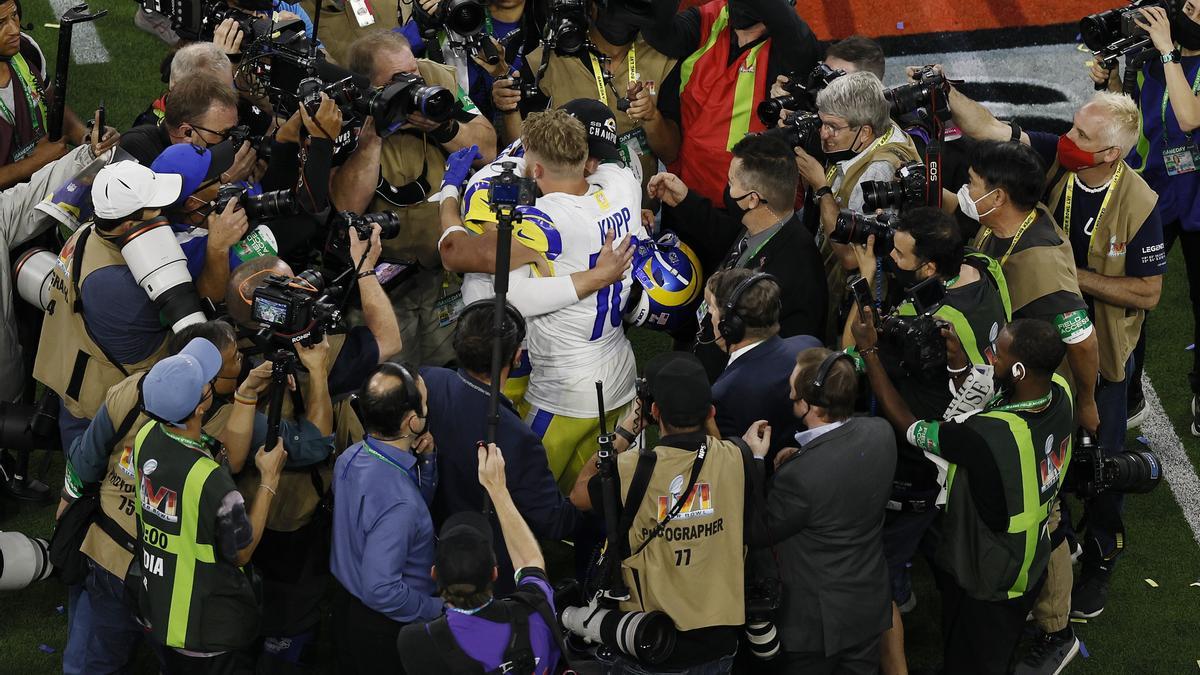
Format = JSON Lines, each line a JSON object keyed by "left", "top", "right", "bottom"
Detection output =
{"left": 442, "top": 144, "right": 481, "bottom": 194}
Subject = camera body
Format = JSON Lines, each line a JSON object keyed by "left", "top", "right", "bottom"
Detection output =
{"left": 489, "top": 162, "right": 538, "bottom": 209}
{"left": 862, "top": 161, "right": 927, "bottom": 212}
{"left": 225, "top": 124, "right": 273, "bottom": 161}
{"left": 412, "top": 0, "right": 486, "bottom": 38}
{"left": 507, "top": 73, "right": 545, "bottom": 105}
{"left": 251, "top": 273, "right": 341, "bottom": 346}
{"left": 885, "top": 66, "right": 951, "bottom": 121}
{"left": 879, "top": 312, "right": 949, "bottom": 376}
{"left": 544, "top": 0, "right": 589, "bottom": 55}
{"left": 766, "top": 111, "right": 822, "bottom": 153}
{"left": 756, "top": 63, "right": 845, "bottom": 126}
{"left": 1066, "top": 431, "right": 1162, "bottom": 499}
{"left": 331, "top": 210, "right": 402, "bottom": 243}
{"left": 831, "top": 209, "right": 895, "bottom": 256}
{"left": 137, "top": 0, "right": 304, "bottom": 44}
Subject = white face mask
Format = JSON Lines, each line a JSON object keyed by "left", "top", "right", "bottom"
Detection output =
{"left": 957, "top": 185, "right": 999, "bottom": 222}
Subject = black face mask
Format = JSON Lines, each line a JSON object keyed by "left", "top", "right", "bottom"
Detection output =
{"left": 594, "top": 14, "right": 639, "bottom": 46}
{"left": 883, "top": 256, "right": 921, "bottom": 293}
{"left": 723, "top": 184, "right": 753, "bottom": 222}
{"left": 1174, "top": 14, "right": 1200, "bottom": 51}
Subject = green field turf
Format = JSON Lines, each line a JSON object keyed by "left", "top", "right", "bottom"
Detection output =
{"left": 1, "top": 4, "right": 1198, "bottom": 673}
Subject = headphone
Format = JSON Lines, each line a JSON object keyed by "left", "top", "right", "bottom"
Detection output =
{"left": 716, "top": 272, "right": 779, "bottom": 346}
{"left": 351, "top": 361, "right": 424, "bottom": 435}
{"left": 807, "top": 351, "right": 854, "bottom": 408}
{"left": 455, "top": 298, "right": 527, "bottom": 348}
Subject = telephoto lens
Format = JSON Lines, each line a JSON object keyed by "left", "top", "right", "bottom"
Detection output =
{"left": 1105, "top": 450, "right": 1162, "bottom": 494}
{"left": 444, "top": 0, "right": 486, "bottom": 35}
{"left": 12, "top": 248, "right": 57, "bottom": 311}
{"left": 115, "top": 221, "right": 208, "bottom": 333}
{"left": 0, "top": 531, "right": 54, "bottom": 591}
{"left": 861, "top": 161, "right": 927, "bottom": 212}
{"left": 560, "top": 602, "right": 678, "bottom": 665}
{"left": 243, "top": 189, "right": 301, "bottom": 221}
{"left": 745, "top": 620, "right": 781, "bottom": 660}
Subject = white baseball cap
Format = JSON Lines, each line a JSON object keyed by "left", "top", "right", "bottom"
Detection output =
{"left": 92, "top": 160, "right": 184, "bottom": 220}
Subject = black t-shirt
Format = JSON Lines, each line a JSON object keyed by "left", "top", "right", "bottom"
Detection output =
{"left": 118, "top": 123, "right": 172, "bottom": 166}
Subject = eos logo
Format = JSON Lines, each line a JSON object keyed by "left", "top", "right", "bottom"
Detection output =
{"left": 928, "top": 159, "right": 939, "bottom": 185}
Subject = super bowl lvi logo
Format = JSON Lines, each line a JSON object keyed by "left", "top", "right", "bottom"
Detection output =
{"left": 657, "top": 474, "right": 714, "bottom": 521}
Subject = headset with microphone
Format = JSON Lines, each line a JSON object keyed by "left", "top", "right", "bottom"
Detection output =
{"left": 807, "top": 351, "right": 854, "bottom": 408}
{"left": 696, "top": 271, "right": 780, "bottom": 348}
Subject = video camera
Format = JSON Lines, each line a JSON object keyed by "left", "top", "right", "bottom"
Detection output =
{"left": 136, "top": 0, "right": 304, "bottom": 43}
{"left": 756, "top": 63, "right": 845, "bottom": 127}
{"left": 1067, "top": 431, "right": 1162, "bottom": 499}
{"left": 1081, "top": 0, "right": 1167, "bottom": 69}
{"left": 831, "top": 209, "right": 895, "bottom": 256}
{"left": 214, "top": 184, "right": 301, "bottom": 221}
{"left": 861, "top": 161, "right": 927, "bottom": 212}
{"left": 251, "top": 271, "right": 342, "bottom": 347}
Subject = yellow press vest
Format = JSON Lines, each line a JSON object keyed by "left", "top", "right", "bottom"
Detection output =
{"left": 1044, "top": 163, "right": 1159, "bottom": 382}
{"left": 371, "top": 59, "right": 461, "bottom": 268}
{"left": 33, "top": 225, "right": 169, "bottom": 420}
{"left": 617, "top": 436, "right": 746, "bottom": 631}
{"left": 299, "top": 0, "right": 403, "bottom": 66}
{"left": 526, "top": 39, "right": 677, "bottom": 198}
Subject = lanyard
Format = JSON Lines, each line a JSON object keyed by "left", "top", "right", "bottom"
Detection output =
{"left": 588, "top": 44, "right": 638, "bottom": 106}
{"left": 1062, "top": 163, "right": 1123, "bottom": 249}
{"left": 989, "top": 390, "right": 1053, "bottom": 414}
{"left": 976, "top": 209, "right": 1037, "bottom": 266}
{"left": 159, "top": 424, "right": 211, "bottom": 453}
{"left": 1160, "top": 64, "right": 1200, "bottom": 145}
{"left": 0, "top": 62, "right": 42, "bottom": 130}
{"left": 362, "top": 436, "right": 421, "bottom": 487}
{"left": 824, "top": 126, "right": 895, "bottom": 188}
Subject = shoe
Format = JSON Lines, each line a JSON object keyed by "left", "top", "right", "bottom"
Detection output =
{"left": 1070, "top": 566, "right": 1112, "bottom": 619}
{"left": 1069, "top": 540, "right": 1083, "bottom": 564}
{"left": 897, "top": 590, "right": 917, "bottom": 614}
{"left": 134, "top": 8, "right": 180, "bottom": 46}
{"left": 1127, "top": 397, "right": 1147, "bottom": 428}
{"left": 1014, "top": 627, "right": 1080, "bottom": 675}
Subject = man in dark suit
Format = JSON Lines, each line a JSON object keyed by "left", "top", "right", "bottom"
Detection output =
{"left": 749, "top": 347, "right": 895, "bottom": 674}
{"left": 649, "top": 132, "right": 829, "bottom": 380}
{"left": 706, "top": 268, "right": 822, "bottom": 459}
{"left": 420, "top": 301, "right": 582, "bottom": 593}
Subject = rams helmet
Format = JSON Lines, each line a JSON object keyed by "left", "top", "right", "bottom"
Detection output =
{"left": 625, "top": 232, "right": 703, "bottom": 332}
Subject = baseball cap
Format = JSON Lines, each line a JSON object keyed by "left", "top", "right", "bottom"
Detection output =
{"left": 645, "top": 352, "right": 712, "bottom": 427}
{"left": 561, "top": 98, "right": 622, "bottom": 162}
{"left": 150, "top": 141, "right": 237, "bottom": 205}
{"left": 92, "top": 160, "right": 184, "bottom": 220}
{"left": 435, "top": 511, "right": 496, "bottom": 595}
{"left": 142, "top": 338, "right": 223, "bottom": 426}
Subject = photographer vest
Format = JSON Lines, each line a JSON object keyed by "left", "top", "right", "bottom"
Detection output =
{"left": 33, "top": 224, "right": 169, "bottom": 420}
{"left": 971, "top": 206, "right": 1081, "bottom": 320}
{"left": 820, "top": 127, "right": 921, "bottom": 343}
{"left": 371, "top": 59, "right": 461, "bottom": 269}
{"left": 299, "top": 0, "right": 402, "bottom": 66}
{"left": 1044, "top": 162, "right": 1158, "bottom": 383}
{"left": 674, "top": 0, "right": 771, "bottom": 204}
{"left": 524, "top": 38, "right": 676, "bottom": 196}
{"left": 617, "top": 436, "right": 745, "bottom": 631}
{"left": 133, "top": 421, "right": 259, "bottom": 651}
{"left": 937, "top": 376, "right": 1073, "bottom": 602}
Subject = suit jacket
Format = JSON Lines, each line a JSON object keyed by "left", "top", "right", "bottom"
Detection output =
{"left": 666, "top": 192, "right": 829, "bottom": 379}
{"left": 713, "top": 334, "right": 823, "bottom": 456}
{"left": 750, "top": 416, "right": 896, "bottom": 655}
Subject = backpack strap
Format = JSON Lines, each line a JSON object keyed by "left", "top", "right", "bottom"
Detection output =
{"left": 616, "top": 448, "right": 657, "bottom": 557}
{"left": 494, "top": 601, "right": 535, "bottom": 675}
{"left": 424, "top": 616, "right": 486, "bottom": 674}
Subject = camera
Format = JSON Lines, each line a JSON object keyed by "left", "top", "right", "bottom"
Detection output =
{"left": 330, "top": 210, "right": 402, "bottom": 243}
{"left": 115, "top": 220, "right": 207, "bottom": 333}
{"left": 0, "top": 531, "right": 53, "bottom": 591}
{"left": 214, "top": 184, "right": 302, "bottom": 221}
{"left": 543, "top": 0, "right": 589, "bottom": 55}
{"left": 756, "top": 63, "right": 845, "bottom": 127}
{"left": 489, "top": 161, "right": 538, "bottom": 209}
{"left": 765, "top": 111, "right": 822, "bottom": 152}
{"left": 1067, "top": 431, "right": 1162, "bottom": 499}
{"left": 1081, "top": 0, "right": 1166, "bottom": 61}
{"left": 744, "top": 576, "right": 783, "bottom": 661}
{"left": 12, "top": 248, "right": 57, "bottom": 312}
{"left": 507, "top": 73, "right": 545, "bottom": 104}
{"left": 862, "top": 161, "right": 927, "bottom": 212}
{"left": 560, "top": 598, "right": 678, "bottom": 665}
{"left": 251, "top": 272, "right": 342, "bottom": 346}
{"left": 225, "top": 124, "right": 273, "bottom": 161}
{"left": 137, "top": 0, "right": 305, "bottom": 43}
{"left": 885, "top": 66, "right": 951, "bottom": 121}
{"left": 412, "top": 0, "right": 486, "bottom": 38}
{"left": 831, "top": 209, "right": 895, "bottom": 256}
{"left": 879, "top": 312, "right": 949, "bottom": 376}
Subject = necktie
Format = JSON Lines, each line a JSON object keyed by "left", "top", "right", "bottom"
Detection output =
{"left": 723, "top": 234, "right": 749, "bottom": 269}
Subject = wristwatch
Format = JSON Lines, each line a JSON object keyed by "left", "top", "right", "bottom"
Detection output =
{"left": 614, "top": 426, "right": 637, "bottom": 445}
{"left": 1162, "top": 49, "right": 1182, "bottom": 64}
{"left": 813, "top": 185, "right": 833, "bottom": 199}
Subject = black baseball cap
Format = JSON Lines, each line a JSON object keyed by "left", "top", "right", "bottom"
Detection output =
{"left": 645, "top": 352, "right": 712, "bottom": 428}
{"left": 561, "top": 98, "right": 622, "bottom": 163}
{"left": 435, "top": 511, "right": 497, "bottom": 594}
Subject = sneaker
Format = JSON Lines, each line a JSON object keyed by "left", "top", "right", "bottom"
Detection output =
{"left": 134, "top": 8, "right": 180, "bottom": 46}
{"left": 1069, "top": 540, "right": 1083, "bottom": 564}
{"left": 1127, "top": 397, "right": 1147, "bottom": 428}
{"left": 1014, "top": 627, "right": 1080, "bottom": 675}
{"left": 1070, "top": 566, "right": 1112, "bottom": 619}
{"left": 897, "top": 590, "right": 917, "bottom": 614}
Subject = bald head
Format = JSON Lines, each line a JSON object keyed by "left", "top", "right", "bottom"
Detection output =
{"left": 226, "top": 255, "right": 293, "bottom": 327}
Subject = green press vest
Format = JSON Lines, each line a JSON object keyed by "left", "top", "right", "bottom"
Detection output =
{"left": 133, "top": 422, "right": 258, "bottom": 651}
{"left": 937, "top": 376, "right": 1074, "bottom": 602}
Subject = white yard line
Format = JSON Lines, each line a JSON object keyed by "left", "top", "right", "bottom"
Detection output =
{"left": 1139, "top": 374, "right": 1200, "bottom": 549}
{"left": 47, "top": 0, "right": 110, "bottom": 64}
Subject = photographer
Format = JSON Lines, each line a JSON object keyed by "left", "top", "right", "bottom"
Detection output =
{"left": 133, "top": 337, "right": 288, "bottom": 674}
{"left": 569, "top": 352, "right": 769, "bottom": 673}
{"left": 791, "top": 71, "right": 921, "bottom": 338}
{"left": 651, "top": 132, "right": 827, "bottom": 380}
{"left": 0, "top": 0, "right": 117, "bottom": 188}
{"left": 329, "top": 362, "right": 442, "bottom": 673}
{"left": 765, "top": 35, "right": 884, "bottom": 124}
{"left": 32, "top": 161, "right": 186, "bottom": 450}
{"left": 748, "top": 347, "right": 895, "bottom": 674}
{"left": 640, "top": 0, "right": 819, "bottom": 204}
{"left": 421, "top": 301, "right": 582, "bottom": 592}
{"left": 854, "top": 315, "right": 1074, "bottom": 675}
{"left": 333, "top": 29, "right": 496, "bottom": 366}
{"left": 841, "top": 207, "right": 1010, "bottom": 674}
{"left": 133, "top": 42, "right": 234, "bottom": 128}
{"left": 397, "top": 443, "right": 561, "bottom": 674}
{"left": 492, "top": 2, "right": 678, "bottom": 194}
{"left": 704, "top": 269, "right": 821, "bottom": 457}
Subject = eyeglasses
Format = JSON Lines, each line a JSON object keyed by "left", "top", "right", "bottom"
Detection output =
{"left": 188, "top": 123, "right": 233, "bottom": 143}
{"left": 820, "top": 121, "right": 858, "bottom": 134}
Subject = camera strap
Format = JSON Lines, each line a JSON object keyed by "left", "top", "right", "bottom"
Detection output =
{"left": 375, "top": 156, "right": 432, "bottom": 207}
{"left": 617, "top": 447, "right": 658, "bottom": 556}
{"left": 631, "top": 439, "right": 708, "bottom": 558}
{"left": 66, "top": 226, "right": 131, "bottom": 381}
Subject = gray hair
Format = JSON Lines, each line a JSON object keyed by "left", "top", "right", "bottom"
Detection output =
{"left": 169, "top": 42, "right": 232, "bottom": 88}
{"left": 816, "top": 71, "right": 891, "bottom": 138}
{"left": 1086, "top": 91, "right": 1141, "bottom": 155}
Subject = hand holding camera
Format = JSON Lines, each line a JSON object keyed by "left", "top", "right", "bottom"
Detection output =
{"left": 1134, "top": 5, "right": 1175, "bottom": 54}
{"left": 940, "top": 321, "right": 969, "bottom": 373}
{"left": 851, "top": 305, "right": 880, "bottom": 351}
{"left": 213, "top": 17, "right": 245, "bottom": 55}
{"left": 348, "top": 221, "right": 383, "bottom": 270}
{"left": 206, "top": 196, "right": 250, "bottom": 252}
{"left": 625, "top": 80, "right": 660, "bottom": 123}
{"left": 295, "top": 337, "right": 333, "bottom": 375}
{"left": 237, "top": 360, "right": 278, "bottom": 400}
{"left": 222, "top": 141, "right": 258, "bottom": 184}
{"left": 302, "top": 93, "right": 343, "bottom": 140}
{"left": 492, "top": 76, "right": 522, "bottom": 113}
{"left": 792, "top": 146, "right": 827, "bottom": 191}
{"left": 471, "top": 36, "right": 508, "bottom": 77}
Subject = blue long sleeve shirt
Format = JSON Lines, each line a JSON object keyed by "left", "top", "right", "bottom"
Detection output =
{"left": 330, "top": 437, "right": 442, "bottom": 623}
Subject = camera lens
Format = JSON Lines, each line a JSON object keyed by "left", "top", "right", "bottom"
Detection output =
{"left": 1107, "top": 451, "right": 1162, "bottom": 494}
{"left": 832, "top": 210, "right": 894, "bottom": 256}
{"left": 243, "top": 190, "right": 300, "bottom": 221}
{"left": 444, "top": 0, "right": 485, "bottom": 34}
{"left": 756, "top": 96, "right": 795, "bottom": 127}
{"left": 413, "top": 85, "right": 456, "bottom": 123}
{"left": 861, "top": 180, "right": 902, "bottom": 212}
